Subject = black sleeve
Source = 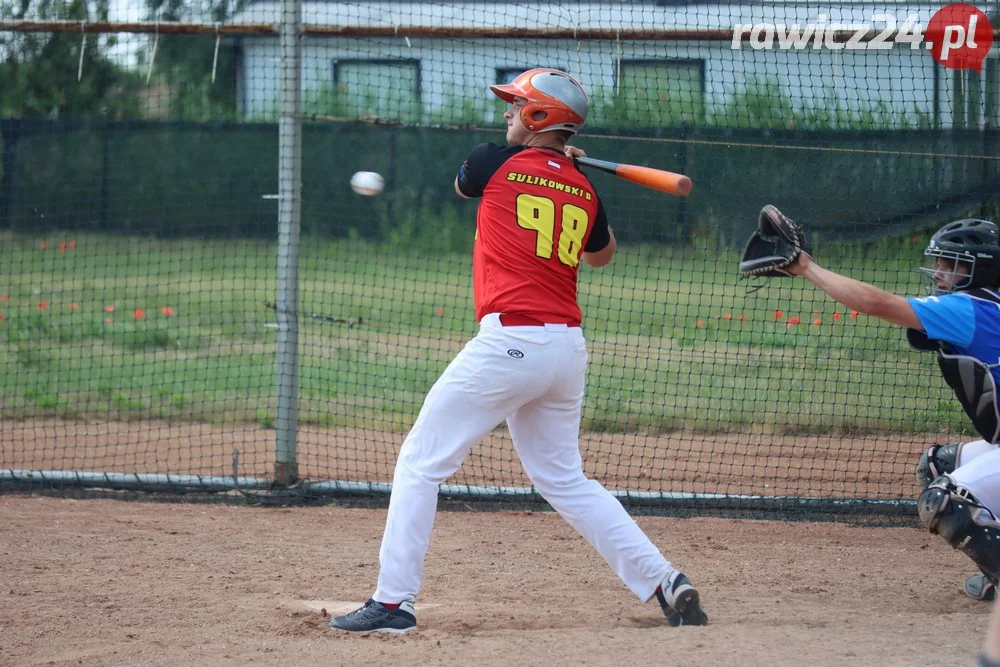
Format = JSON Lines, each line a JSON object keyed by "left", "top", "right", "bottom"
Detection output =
{"left": 584, "top": 196, "right": 611, "bottom": 252}
{"left": 456, "top": 143, "right": 514, "bottom": 198}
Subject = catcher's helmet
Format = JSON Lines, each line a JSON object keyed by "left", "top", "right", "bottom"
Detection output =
{"left": 489, "top": 68, "right": 588, "bottom": 134}
{"left": 920, "top": 218, "right": 1000, "bottom": 293}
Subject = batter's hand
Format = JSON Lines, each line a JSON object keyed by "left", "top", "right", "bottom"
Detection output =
{"left": 564, "top": 145, "right": 587, "bottom": 159}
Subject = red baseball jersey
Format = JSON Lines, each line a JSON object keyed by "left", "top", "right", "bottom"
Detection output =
{"left": 456, "top": 144, "right": 611, "bottom": 325}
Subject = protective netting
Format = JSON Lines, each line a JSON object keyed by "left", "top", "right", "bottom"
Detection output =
{"left": 2, "top": 2, "right": 999, "bottom": 519}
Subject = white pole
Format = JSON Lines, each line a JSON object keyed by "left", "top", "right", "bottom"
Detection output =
{"left": 274, "top": 0, "right": 302, "bottom": 486}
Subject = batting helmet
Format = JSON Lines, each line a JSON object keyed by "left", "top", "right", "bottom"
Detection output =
{"left": 921, "top": 218, "right": 1000, "bottom": 293}
{"left": 489, "top": 68, "right": 588, "bottom": 134}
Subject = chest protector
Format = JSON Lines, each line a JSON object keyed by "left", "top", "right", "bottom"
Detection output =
{"left": 906, "top": 288, "right": 1000, "bottom": 444}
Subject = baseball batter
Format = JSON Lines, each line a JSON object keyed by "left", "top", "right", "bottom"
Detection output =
{"left": 330, "top": 68, "right": 708, "bottom": 633}
{"left": 785, "top": 218, "right": 1000, "bottom": 603}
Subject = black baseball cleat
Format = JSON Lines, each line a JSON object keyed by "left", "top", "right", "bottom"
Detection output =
{"left": 329, "top": 599, "right": 417, "bottom": 633}
{"left": 655, "top": 571, "right": 708, "bottom": 627}
{"left": 965, "top": 573, "right": 998, "bottom": 601}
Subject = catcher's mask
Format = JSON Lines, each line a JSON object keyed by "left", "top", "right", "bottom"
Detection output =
{"left": 920, "top": 218, "right": 1000, "bottom": 294}
{"left": 489, "top": 68, "right": 588, "bottom": 134}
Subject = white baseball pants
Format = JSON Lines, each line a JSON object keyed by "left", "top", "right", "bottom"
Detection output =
{"left": 372, "top": 313, "right": 676, "bottom": 605}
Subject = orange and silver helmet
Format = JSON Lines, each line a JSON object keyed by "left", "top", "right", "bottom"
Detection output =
{"left": 489, "top": 68, "right": 589, "bottom": 134}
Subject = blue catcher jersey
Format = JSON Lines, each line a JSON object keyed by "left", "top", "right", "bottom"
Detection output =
{"left": 907, "top": 290, "right": 1000, "bottom": 385}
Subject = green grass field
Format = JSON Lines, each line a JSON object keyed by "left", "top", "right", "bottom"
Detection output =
{"left": 0, "top": 230, "right": 970, "bottom": 435}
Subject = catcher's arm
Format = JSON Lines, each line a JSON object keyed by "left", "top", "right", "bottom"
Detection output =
{"left": 788, "top": 254, "right": 922, "bottom": 329}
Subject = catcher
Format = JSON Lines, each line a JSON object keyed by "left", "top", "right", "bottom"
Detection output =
{"left": 741, "top": 207, "right": 1000, "bottom": 602}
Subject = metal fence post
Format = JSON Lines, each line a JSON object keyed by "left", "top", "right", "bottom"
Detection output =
{"left": 274, "top": 0, "right": 302, "bottom": 486}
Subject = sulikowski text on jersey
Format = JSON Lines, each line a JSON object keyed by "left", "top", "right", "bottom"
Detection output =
{"left": 506, "top": 172, "right": 593, "bottom": 200}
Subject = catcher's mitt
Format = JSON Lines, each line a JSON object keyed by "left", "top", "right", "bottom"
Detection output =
{"left": 738, "top": 205, "right": 811, "bottom": 278}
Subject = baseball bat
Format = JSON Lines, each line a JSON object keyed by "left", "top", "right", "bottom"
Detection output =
{"left": 574, "top": 156, "right": 692, "bottom": 197}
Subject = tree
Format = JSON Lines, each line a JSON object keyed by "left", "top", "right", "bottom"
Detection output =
{"left": 140, "top": 0, "right": 250, "bottom": 120}
{"left": 0, "top": 0, "right": 141, "bottom": 118}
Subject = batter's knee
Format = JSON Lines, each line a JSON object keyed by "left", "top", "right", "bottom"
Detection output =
{"left": 532, "top": 474, "right": 605, "bottom": 512}
{"left": 532, "top": 472, "right": 596, "bottom": 496}
{"left": 916, "top": 443, "right": 960, "bottom": 487}
{"left": 395, "top": 442, "right": 466, "bottom": 485}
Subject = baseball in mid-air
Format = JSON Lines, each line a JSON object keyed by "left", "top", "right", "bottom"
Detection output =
{"left": 350, "top": 171, "right": 385, "bottom": 196}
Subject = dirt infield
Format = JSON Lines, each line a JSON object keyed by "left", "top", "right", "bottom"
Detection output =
{"left": 0, "top": 495, "right": 992, "bottom": 667}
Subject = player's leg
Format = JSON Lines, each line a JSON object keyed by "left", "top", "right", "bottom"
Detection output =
{"left": 506, "top": 332, "right": 706, "bottom": 626}
{"left": 331, "top": 329, "right": 548, "bottom": 632}
{"left": 918, "top": 447, "right": 1000, "bottom": 602}
{"left": 372, "top": 332, "right": 551, "bottom": 603}
{"left": 917, "top": 439, "right": 997, "bottom": 487}
{"left": 948, "top": 447, "right": 1000, "bottom": 600}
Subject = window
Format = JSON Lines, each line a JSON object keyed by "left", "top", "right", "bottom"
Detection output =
{"left": 942, "top": 59, "right": 1000, "bottom": 129}
{"left": 496, "top": 68, "right": 564, "bottom": 85}
{"left": 332, "top": 59, "right": 421, "bottom": 122}
{"left": 952, "top": 69, "right": 979, "bottom": 129}
{"left": 496, "top": 68, "right": 526, "bottom": 85}
{"left": 956, "top": 58, "right": 1000, "bottom": 129}
{"left": 618, "top": 60, "right": 705, "bottom": 126}
{"left": 494, "top": 67, "right": 569, "bottom": 86}
{"left": 988, "top": 58, "right": 1000, "bottom": 130}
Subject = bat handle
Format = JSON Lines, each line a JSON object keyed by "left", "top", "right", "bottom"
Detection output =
{"left": 574, "top": 156, "right": 618, "bottom": 173}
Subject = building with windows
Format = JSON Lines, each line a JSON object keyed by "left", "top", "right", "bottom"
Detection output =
{"left": 229, "top": 1, "right": 999, "bottom": 129}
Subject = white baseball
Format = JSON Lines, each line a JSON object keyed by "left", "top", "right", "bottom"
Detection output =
{"left": 350, "top": 171, "right": 385, "bottom": 196}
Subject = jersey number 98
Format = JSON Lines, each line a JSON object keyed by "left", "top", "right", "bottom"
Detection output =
{"left": 516, "top": 194, "right": 590, "bottom": 267}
